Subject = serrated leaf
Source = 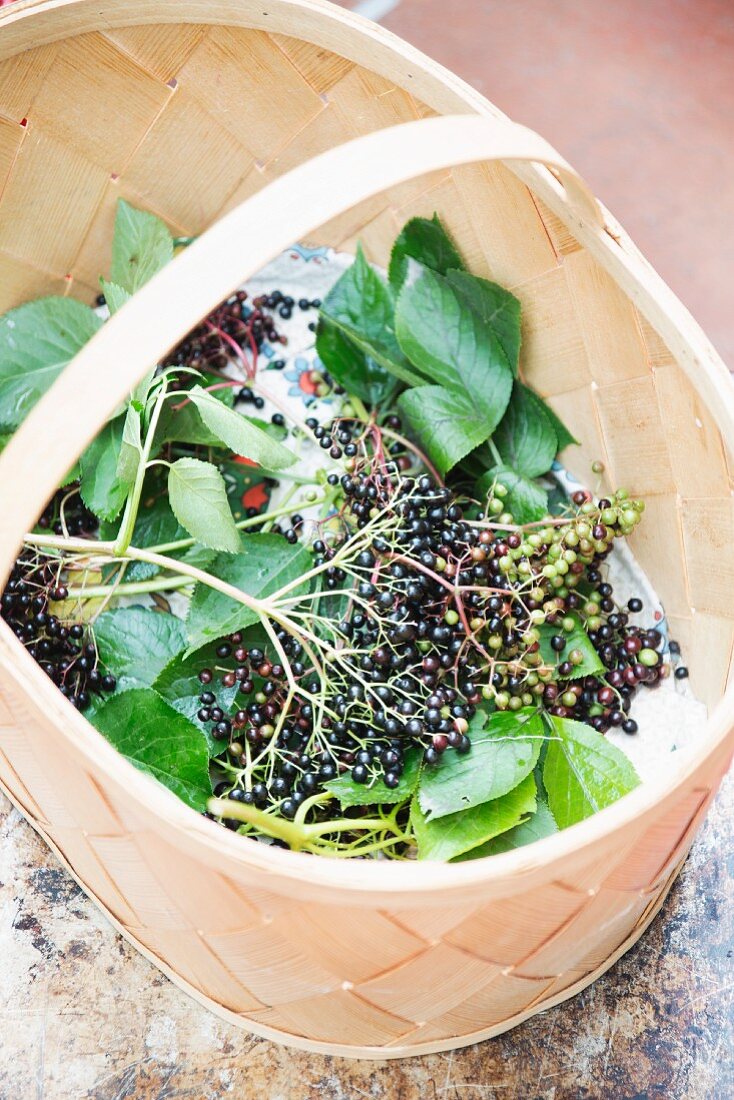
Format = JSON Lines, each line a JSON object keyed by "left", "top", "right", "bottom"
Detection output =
{"left": 93, "top": 606, "right": 187, "bottom": 692}
{"left": 454, "top": 794, "right": 558, "bottom": 859}
{"left": 168, "top": 458, "right": 241, "bottom": 553}
{"left": 154, "top": 379, "right": 236, "bottom": 449}
{"left": 110, "top": 199, "right": 173, "bottom": 294}
{"left": 398, "top": 385, "right": 491, "bottom": 475}
{"left": 537, "top": 613, "right": 604, "bottom": 679}
{"left": 79, "top": 416, "right": 135, "bottom": 522}
{"left": 412, "top": 773, "right": 537, "bottom": 862}
{"left": 543, "top": 401, "right": 579, "bottom": 453}
{"left": 154, "top": 639, "right": 242, "bottom": 754}
{"left": 543, "top": 715, "right": 641, "bottom": 828}
{"left": 476, "top": 465, "right": 549, "bottom": 525}
{"left": 315, "top": 319, "right": 392, "bottom": 405}
{"left": 417, "top": 709, "right": 544, "bottom": 821}
{"left": 319, "top": 244, "right": 426, "bottom": 387}
{"left": 494, "top": 383, "right": 558, "bottom": 478}
{"left": 90, "top": 688, "right": 211, "bottom": 811}
{"left": 445, "top": 270, "right": 521, "bottom": 375}
{"left": 186, "top": 385, "right": 295, "bottom": 469}
{"left": 325, "top": 749, "right": 422, "bottom": 807}
{"left": 388, "top": 214, "right": 465, "bottom": 293}
{"left": 395, "top": 267, "right": 513, "bottom": 426}
{"left": 99, "top": 279, "right": 131, "bottom": 315}
{"left": 185, "top": 534, "right": 310, "bottom": 651}
{"left": 0, "top": 297, "right": 102, "bottom": 429}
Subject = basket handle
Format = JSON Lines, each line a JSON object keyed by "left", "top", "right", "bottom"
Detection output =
{"left": 0, "top": 114, "right": 602, "bottom": 577}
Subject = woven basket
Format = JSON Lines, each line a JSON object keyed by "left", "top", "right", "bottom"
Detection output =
{"left": 0, "top": 0, "right": 733, "bottom": 1060}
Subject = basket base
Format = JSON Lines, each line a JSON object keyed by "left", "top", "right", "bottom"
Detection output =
{"left": 0, "top": 775, "right": 681, "bottom": 1059}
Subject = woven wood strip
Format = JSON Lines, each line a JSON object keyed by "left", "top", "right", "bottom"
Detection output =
{"left": 0, "top": 2, "right": 731, "bottom": 1057}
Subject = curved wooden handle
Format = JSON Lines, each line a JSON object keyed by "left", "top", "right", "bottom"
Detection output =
{"left": 0, "top": 113, "right": 602, "bottom": 578}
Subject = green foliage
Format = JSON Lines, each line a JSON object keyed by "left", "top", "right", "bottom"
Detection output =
{"left": 318, "top": 244, "right": 424, "bottom": 387}
{"left": 168, "top": 457, "right": 242, "bottom": 553}
{"left": 416, "top": 709, "right": 543, "bottom": 820}
{"left": 411, "top": 773, "right": 537, "bottom": 862}
{"left": 388, "top": 213, "right": 465, "bottom": 293}
{"left": 454, "top": 794, "right": 558, "bottom": 859}
{"left": 109, "top": 199, "right": 173, "bottom": 294}
{"left": 0, "top": 298, "right": 102, "bottom": 429}
{"left": 79, "top": 415, "right": 136, "bottom": 523}
{"left": 476, "top": 465, "right": 549, "bottom": 525}
{"left": 93, "top": 606, "right": 187, "bottom": 692}
{"left": 542, "top": 716, "right": 641, "bottom": 828}
{"left": 537, "top": 613, "right": 604, "bottom": 680}
{"left": 325, "top": 749, "right": 422, "bottom": 806}
{"left": 91, "top": 688, "right": 211, "bottom": 811}
{"left": 185, "top": 534, "right": 310, "bottom": 651}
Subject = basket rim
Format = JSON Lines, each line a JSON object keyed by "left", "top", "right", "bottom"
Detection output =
{"left": 0, "top": 0, "right": 733, "bottom": 897}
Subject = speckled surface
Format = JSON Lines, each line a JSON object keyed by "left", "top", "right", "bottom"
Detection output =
{"left": 0, "top": 772, "right": 732, "bottom": 1099}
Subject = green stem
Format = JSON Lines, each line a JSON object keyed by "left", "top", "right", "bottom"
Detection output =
{"left": 149, "top": 492, "right": 329, "bottom": 555}
{"left": 113, "top": 385, "right": 168, "bottom": 556}
{"left": 487, "top": 437, "right": 503, "bottom": 466}
{"left": 347, "top": 395, "right": 370, "bottom": 422}
{"left": 207, "top": 797, "right": 312, "bottom": 850}
{"left": 67, "top": 574, "right": 193, "bottom": 600}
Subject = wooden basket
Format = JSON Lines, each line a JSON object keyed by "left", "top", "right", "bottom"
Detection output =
{"left": 0, "top": 0, "right": 732, "bottom": 1060}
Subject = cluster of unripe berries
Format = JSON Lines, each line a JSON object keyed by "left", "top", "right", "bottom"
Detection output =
{"left": 208, "top": 463, "right": 691, "bottom": 823}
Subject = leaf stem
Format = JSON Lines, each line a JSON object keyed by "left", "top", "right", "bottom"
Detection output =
{"left": 113, "top": 383, "right": 168, "bottom": 556}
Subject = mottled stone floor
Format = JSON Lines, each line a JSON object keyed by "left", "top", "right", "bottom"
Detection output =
{"left": 1, "top": 772, "right": 732, "bottom": 1099}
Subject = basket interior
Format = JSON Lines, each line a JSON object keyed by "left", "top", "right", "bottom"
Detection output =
{"left": 0, "top": 20, "right": 731, "bottom": 708}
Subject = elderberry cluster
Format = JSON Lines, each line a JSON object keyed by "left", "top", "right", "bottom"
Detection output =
{"left": 1, "top": 551, "right": 116, "bottom": 710}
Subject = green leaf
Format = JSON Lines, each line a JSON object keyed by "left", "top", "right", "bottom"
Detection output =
{"left": 90, "top": 688, "right": 211, "bottom": 811}
{"left": 412, "top": 773, "right": 537, "bottom": 862}
{"left": 454, "top": 794, "right": 558, "bottom": 859}
{"left": 93, "top": 606, "right": 187, "bottom": 692}
{"left": 100, "top": 481, "right": 190, "bottom": 580}
{"left": 0, "top": 297, "right": 102, "bottom": 429}
{"left": 186, "top": 385, "right": 295, "bottom": 469}
{"left": 398, "top": 385, "right": 491, "bottom": 475}
{"left": 99, "top": 279, "right": 131, "bottom": 315}
{"left": 494, "top": 383, "right": 558, "bottom": 478}
{"left": 315, "top": 319, "right": 392, "bottom": 405}
{"left": 325, "top": 749, "right": 422, "bottom": 807}
{"left": 388, "top": 214, "right": 465, "bottom": 293}
{"left": 319, "top": 244, "right": 426, "bottom": 387}
{"left": 154, "top": 639, "right": 243, "bottom": 754}
{"left": 185, "top": 534, "right": 310, "bottom": 651}
{"left": 476, "top": 465, "right": 549, "bottom": 525}
{"left": 79, "top": 416, "right": 135, "bottom": 522}
{"left": 417, "top": 709, "right": 544, "bottom": 821}
{"left": 110, "top": 198, "right": 173, "bottom": 294}
{"left": 543, "top": 401, "right": 579, "bottom": 453}
{"left": 116, "top": 402, "right": 142, "bottom": 485}
{"left": 154, "top": 380, "right": 237, "bottom": 449}
{"left": 537, "top": 613, "right": 604, "bottom": 680}
{"left": 395, "top": 267, "right": 513, "bottom": 425}
{"left": 168, "top": 457, "right": 241, "bottom": 553}
{"left": 543, "top": 716, "right": 641, "bottom": 829}
{"left": 445, "top": 270, "right": 521, "bottom": 376}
